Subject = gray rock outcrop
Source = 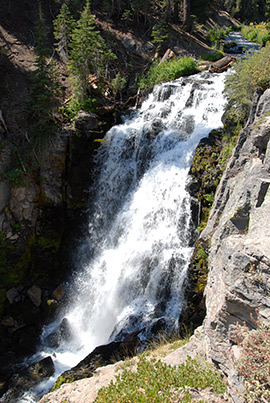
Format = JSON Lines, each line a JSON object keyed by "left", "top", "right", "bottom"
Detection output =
{"left": 193, "top": 88, "right": 270, "bottom": 400}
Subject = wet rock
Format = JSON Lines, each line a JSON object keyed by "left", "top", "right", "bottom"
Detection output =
{"left": 45, "top": 318, "right": 74, "bottom": 348}
{"left": 144, "top": 118, "right": 164, "bottom": 139}
{"left": 151, "top": 318, "right": 167, "bottom": 336}
{"left": 1, "top": 356, "right": 55, "bottom": 402}
{"left": 27, "top": 356, "right": 55, "bottom": 380}
{"left": 53, "top": 331, "right": 140, "bottom": 388}
{"left": 183, "top": 115, "right": 195, "bottom": 135}
{"left": 27, "top": 285, "right": 42, "bottom": 307}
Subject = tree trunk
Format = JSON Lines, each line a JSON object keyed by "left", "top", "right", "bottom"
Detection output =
{"left": 183, "top": 0, "right": 191, "bottom": 31}
{"left": 173, "top": 0, "right": 180, "bottom": 22}
{"left": 166, "top": 0, "right": 171, "bottom": 20}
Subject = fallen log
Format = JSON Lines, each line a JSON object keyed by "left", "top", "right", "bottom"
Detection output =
{"left": 209, "top": 56, "right": 235, "bottom": 73}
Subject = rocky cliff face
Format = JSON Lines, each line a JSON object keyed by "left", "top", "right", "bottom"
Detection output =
{"left": 186, "top": 88, "right": 270, "bottom": 400}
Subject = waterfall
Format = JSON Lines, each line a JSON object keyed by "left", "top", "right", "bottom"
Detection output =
{"left": 19, "top": 70, "right": 227, "bottom": 402}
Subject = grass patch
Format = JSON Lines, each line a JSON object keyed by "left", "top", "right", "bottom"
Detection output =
{"left": 95, "top": 355, "right": 227, "bottom": 402}
{"left": 142, "top": 331, "right": 191, "bottom": 358}
{"left": 138, "top": 57, "right": 197, "bottom": 89}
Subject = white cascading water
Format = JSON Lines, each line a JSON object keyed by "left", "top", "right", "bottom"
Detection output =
{"left": 20, "top": 70, "right": 227, "bottom": 402}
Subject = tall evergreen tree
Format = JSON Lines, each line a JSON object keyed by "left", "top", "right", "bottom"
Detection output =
{"left": 27, "top": 3, "right": 60, "bottom": 151}
{"left": 54, "top": 3, "right": 75, "bottom": 63}
{"left": 68, "top": 0, "right": 115, "bottom": 111}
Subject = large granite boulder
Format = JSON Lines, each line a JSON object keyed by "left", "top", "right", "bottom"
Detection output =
{"left": 191, "top": 88, "right": 270, "bottom": 401}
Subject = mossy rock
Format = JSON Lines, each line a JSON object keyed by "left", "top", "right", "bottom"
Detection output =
{"left": 179, "top": 240, "right": 209, "bottom": 332}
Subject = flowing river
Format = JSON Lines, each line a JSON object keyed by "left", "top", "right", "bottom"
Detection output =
{"left": 12, "top": 70, "right": 227, "bottom": 402}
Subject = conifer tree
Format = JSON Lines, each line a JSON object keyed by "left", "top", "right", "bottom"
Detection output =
{"left": 27, "top": 3, "right": 60, "bottom": 151}
{"left": 68, "top": 0, "right": 115, "bottom": 112}
{"left": 54, "top": 3, "right": 75, "bottom": 63}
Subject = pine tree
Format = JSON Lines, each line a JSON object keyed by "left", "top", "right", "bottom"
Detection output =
{"left": 54, "top": 3, "right": 75, "bottom": 63}
{"left": 68, "top": 0, "right": 115, "bottom": 112}
{"left": 27, "top": 3, "right": 60, "bottom": 151}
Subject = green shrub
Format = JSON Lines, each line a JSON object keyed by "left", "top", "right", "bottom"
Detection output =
{"left": 224, "top": 43, "right": 270, "bottom": 124}
{"left": 139, "top": 57, "right": 197, "bottom": 89}
{"left": 95, "top": 355, "right": 226, "bottom": 402}
{"left": 207, "top": 26, "right": 231, "bottom": 44}
{"left": 151, "top": 20, "right": 169, "bottom": 47}
{"left": 242, "top": 22, "right": 270, "bottom": 46}
{"left": 234, "top": 313, "right": 270, "bottom": 402}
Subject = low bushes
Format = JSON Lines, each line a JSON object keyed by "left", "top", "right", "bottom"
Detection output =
{"left": 242, "top": 22, "right": 270, "bottom": 47}
{"left": 138, "top": 57, "right": 197, "bottom": 89}
{"left": 95, "top": 355, "right": 226, "bottom": 402}
{"left": 234, "top": 313, "right": 270, "bottom": 402}
{"left": 224, "top": 43, "right": 270, "bottom": 124}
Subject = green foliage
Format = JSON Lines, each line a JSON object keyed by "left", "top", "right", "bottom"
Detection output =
{"left": 37, "top": 236, "right": 59, "bottom": 252}
{"left": 224, "top": 44, "right": 270, "bottom": 124}
{"left": 139, "top": 57, "right": 197, "bottom": 89}
{"left": 111, "top": 73, "right": 127, "bottom": 99}
{"left": 192, "top": 243, "right": 209, "bottom": 293}
{"left": 95, "top": 355, "right": 226, "bottom": 402}
{"left": 51, "top": 375, "right": 72, "bottom": 392}
{"left": 68, "top": 0, "right": 115, "bottom": 113}
{"left": 2, "top": 168, "right": 25, "bottom": 187}
{"left": 53, "top": 3, "right": 75, "bottom": 62}
{"left": 151, "top": 20, "right": 169, "bottom": 47}
{"left": 26, "top": 4, "right": 60, "bottom": 153}
{"left": 219, "top": 133, "right": 238, "bottom": 171}
{"left": 223, "top": 0, "right": 267, "bottom": 22}
{"left": 203, "top": 192, "right": 214, "bottom": 203}
{"left": 207, "top": 26, "right": 231, "bottom": 43}
{"left": 242, "top": 22, "right": 270, "bottom": 47}
{"left": 234, "top": 313, "right": 270, "bottom": 402}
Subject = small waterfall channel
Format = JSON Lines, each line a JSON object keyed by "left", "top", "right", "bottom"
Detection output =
{"left": 17, "top": 70, "right": 227, "bottom": 402}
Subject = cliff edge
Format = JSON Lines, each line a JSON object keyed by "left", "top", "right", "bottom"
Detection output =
{"left": 168, "top": 86, "right": 270, "bottom": 402}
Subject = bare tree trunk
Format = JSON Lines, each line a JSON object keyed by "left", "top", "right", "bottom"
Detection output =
{"left": 173, "top": 0, "right": 180, "bottom": 22}
{"left": 183, "top": 0, "right": 191, "bottom": 31}
{"left": 166, "top": 0, "right": 171, "bottom": 20}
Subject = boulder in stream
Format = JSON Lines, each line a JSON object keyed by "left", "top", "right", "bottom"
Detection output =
{"left": 1, "top": 356, "right": 55, "bottom": 402}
